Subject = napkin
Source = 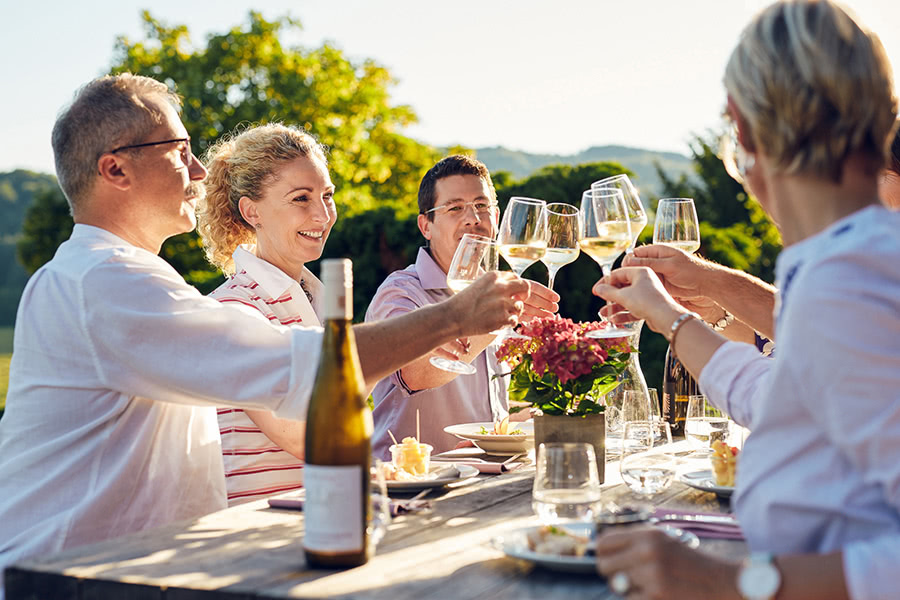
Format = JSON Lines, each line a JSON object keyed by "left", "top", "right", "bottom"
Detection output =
{"left": 432, "top": 459, "right": 524, "bottom": 474}
{"left": 267, "top": 494, "right": 432, "bottom": 516}
{"left": 651, "top": 508, "right": 744, "bottom": 540}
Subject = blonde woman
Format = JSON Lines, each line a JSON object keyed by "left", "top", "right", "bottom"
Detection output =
{"left": 592, "top": 1, "right": 900, "bottom": 599}
{"left": 198, "top": 124, "right": 335, "bottom": 505}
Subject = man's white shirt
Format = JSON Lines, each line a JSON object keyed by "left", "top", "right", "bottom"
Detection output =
{"left": 0, "top": 225, "right": 322, "bottom": 594}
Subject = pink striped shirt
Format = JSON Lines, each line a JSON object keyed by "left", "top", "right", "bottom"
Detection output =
{"left": 210, "top": 245, "right": 322, "bottom": 505}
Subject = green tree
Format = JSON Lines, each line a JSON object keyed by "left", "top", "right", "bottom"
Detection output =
{"left": 18, "top": 12, "right": 441, "bottom": 298}
{"left": 17, "top": 187, "right": 74, "bottom": 276}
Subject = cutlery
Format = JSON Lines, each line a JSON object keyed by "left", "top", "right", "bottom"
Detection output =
{"left": 651, "top": 514, "right": 738, "bottom": 526}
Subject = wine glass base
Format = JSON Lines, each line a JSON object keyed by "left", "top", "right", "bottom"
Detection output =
{"left": 585, "top": 327, "right": 636, "bottom": 339}
{"left": 429, "top": 356, "right": 477, "bottom": 375}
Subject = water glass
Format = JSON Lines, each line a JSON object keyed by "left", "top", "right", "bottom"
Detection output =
{"left": 685, "top": 395, "right": 730, "bottom": 454}
{"left": 619, "top": 449, "right": 678, "bottom": 497}
{"left": 532, "top": 443, "right": 603, "bottom": 524}
{"left": 369, "top": 460, "right": 392, "bottom": 550}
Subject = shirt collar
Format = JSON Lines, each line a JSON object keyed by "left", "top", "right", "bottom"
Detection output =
{"left": 232, "top": 244, "right": 301, "bottom": 299}
{"left": 415, "top": 247, "right": 449, "bottom": 290}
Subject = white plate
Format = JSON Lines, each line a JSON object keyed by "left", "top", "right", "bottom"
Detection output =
{"left": 443, "top": 422, "right": 534, "bottom": 455}
{"left": 679, "top": 469, "right": 734, "bottom": 498}
{"left": 492, "top": 523, "right": 699, "bottom": 574}
{"left": 384, "top": 463, "right": 479, "bottom": 492}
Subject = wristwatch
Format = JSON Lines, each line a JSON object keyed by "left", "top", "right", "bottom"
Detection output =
{"left": 710, "top": 310, "right": 734, "bottom": 331}
{"left": 737, "top": 552, "right": 782, "bottom": 600}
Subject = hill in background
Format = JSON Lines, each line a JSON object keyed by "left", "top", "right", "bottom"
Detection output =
{"left": 475, "top": 145, "right": 695, "bottom": 200}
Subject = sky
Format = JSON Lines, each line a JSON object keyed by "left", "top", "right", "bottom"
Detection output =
{"left": 3, "top": 0, "right": 900, "bottom": 175}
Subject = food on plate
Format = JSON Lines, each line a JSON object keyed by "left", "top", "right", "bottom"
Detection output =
{"left": 710, "top": 440, "right": 739, "bottom": 487}
{"left": 525, "top": 525, "right": 590, "bottom": 556}
{"left": 387, "top": 436, "right": 433, "bottom": 479}
{"left": 478, "top": 416, "right": 525, "bottom": 436}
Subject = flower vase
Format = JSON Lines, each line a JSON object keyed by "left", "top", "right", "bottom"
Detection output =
{"left": 533, "top": 412, "right": 606, "bottom": 483}
{"left": 603, "top": 322, "right": 650, "bottom": 456}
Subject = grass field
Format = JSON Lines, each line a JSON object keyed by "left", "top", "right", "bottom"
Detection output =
{"left": 1, "top": 327, "right": 12, "bottom": 417}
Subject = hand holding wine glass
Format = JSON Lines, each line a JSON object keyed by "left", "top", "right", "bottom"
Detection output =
{"left": 541, "top": 203, "right": 580, "bottom": 291}
{"left": 429, "top": 234, "right": 499, "bottom": 375}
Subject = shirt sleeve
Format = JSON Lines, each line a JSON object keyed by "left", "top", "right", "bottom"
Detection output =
{"left": 80, "top": 255, "right": 321, "bottom": 420}
{"left": 782, "top": 252, "right": 900, "bottom": 599}
{"left": 365, "top": 275, "right": 427, "bottom": 396}
{"left": 699, "top": 341, "right": 773, "bottom": 429}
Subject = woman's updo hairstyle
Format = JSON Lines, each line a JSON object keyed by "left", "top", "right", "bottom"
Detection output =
{"left": 198, "top": 123, "right": 328, "bottom": 274}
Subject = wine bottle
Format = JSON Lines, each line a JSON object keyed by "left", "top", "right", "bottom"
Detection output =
{"left": 661, "top": 344, "right": 699, "bottom": 437}
{"left": 303, "top": 259, "right": 373, "bottom": 568}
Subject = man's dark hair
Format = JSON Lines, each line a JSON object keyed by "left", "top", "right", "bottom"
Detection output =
{"left": 418, "top": 155, "right": 495, "bottom": 220}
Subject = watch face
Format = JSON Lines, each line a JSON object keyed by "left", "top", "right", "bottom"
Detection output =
{"left": 738, "top": 561, "right": 781, "bottom": 598}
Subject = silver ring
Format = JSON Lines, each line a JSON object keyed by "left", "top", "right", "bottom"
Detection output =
{"left": 610, "top": 571, "right": 630, "bottom": 595}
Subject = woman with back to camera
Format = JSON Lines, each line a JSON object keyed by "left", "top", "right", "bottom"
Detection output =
{"left": 591, "top": 1, "right": 900, "bottom": 599}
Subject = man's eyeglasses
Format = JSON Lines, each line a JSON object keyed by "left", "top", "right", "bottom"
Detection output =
{"left": 108, "top": 137, "right": 194, "bottom": 166}
{"left": 424, "top": 200, "right": 498, "bottom": 217}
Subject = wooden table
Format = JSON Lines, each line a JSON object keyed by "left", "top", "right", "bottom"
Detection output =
{"left": 6, "top": 451, "right": 745, "bottom": 599}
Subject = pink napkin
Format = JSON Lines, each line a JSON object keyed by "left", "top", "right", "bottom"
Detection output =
{"left": 651, "top": 508, "right": 744, "bottom": 540}
{"left": 267, "top": 494, "right": 431, "bottom": 516}
{"left": 434, "top": 459, "right": 524, "bottom": 474}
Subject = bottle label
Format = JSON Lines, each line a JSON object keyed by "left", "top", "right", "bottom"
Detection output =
{"left": 303, "top": 464, "right": 363, "bottom": 552}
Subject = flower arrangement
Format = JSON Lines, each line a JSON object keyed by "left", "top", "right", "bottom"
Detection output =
{"left": 496, "top": 315, "right": 634, "bottom": 417}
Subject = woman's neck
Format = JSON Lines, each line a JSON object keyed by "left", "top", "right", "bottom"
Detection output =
{"left": 767, "top": 157, "right": 880, "bottom": 247}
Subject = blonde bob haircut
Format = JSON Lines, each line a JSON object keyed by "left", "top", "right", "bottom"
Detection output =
{"left": 724, "top": 0, "right": 898, "bottom": 182}
{"left": 198, "top": 123, "right": 328, "bottom": 275}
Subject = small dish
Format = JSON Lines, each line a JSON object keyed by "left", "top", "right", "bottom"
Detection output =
{"left": 679, "top": 469, "right": 734, "bottom": 498}
{"left": 443, "top": 422, "right": 534, "bottom": 455}
{"left": 492, "top": 523, "right": 699, "bottom": 574}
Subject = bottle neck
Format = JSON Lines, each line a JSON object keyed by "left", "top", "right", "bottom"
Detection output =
{"left": 322, "top": 282, "right": 352, "bottom": 321}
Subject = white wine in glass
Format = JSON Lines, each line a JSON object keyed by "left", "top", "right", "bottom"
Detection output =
{"left": 429, "top": 234, "right": 499, "bottom": 375}
{"left": 653, "top": 198, "right": 700, "bottom": 254}
{"left": 497, "top": 197, "right": 548, "bottom": 341}
{"left": 541, "top": 203, "right": 581, "bottom": 291}
{"left": 580, "top": 189, "right": 633, "bottom": 339}
{"left": 497, "top": 197, "right": 549, "bottom": 276}
{"left": 592, "top": 174, "right": 648, "bottom": 250}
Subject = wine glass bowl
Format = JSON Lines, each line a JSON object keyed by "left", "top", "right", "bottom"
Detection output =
{"left": 653, "top": 198, "right": 700, "bottom": 253}
{"left": 541, "top": 203, "right": 581, "bottom": 291}
{"left": 498, "top": 197, "right": 548, "bottom": 276}
{"left": 592, "top": 174, "right": 648, "bottom": 250}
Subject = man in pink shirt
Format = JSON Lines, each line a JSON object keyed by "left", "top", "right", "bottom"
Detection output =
{"left": 366, "top": 156, "right": 558, "bottom": 457}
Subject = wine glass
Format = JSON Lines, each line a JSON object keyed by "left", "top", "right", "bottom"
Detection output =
{"left": 592, "top": 174, "right": 648, "bottom": 251}
{"left": 498, "top": 197, "right": 548, "bottom": 275}
{"left": 428, "top": 234, "right": 499, "bottom": 375}
{"left": 653, "top": 198, "right": 700, "bottom": 254}
{"left": 619, "top": 439, "right": 678, "bottom": 497}
{"left": 369, "top": 459, "right": 391, "bottom": 551}
{"left": 532, "top": 443, "right": 602, "bottom": 524}
{"left": 496, "top": 197, "right": 548, "bottom": 340}
{"left": 541, "top": 203, "right": 581, "bottom": 291}
{"left": 685, "top": 394, "right": 730, "bottom": 455}
{"left": 580, "top": 189, "right": 633, "bottom": 339}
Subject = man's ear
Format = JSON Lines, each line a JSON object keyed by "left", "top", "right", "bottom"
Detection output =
{"left": 238, "top": 196, "right": 259, "bottom": 227}
{"left": 417, "top": 213, "right": 432, "bottom": 240}
{"left": 96, "top": 154, "right": 132, "bottom": 192}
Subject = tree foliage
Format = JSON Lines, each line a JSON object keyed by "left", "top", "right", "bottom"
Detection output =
{"left": 107, "top": 11, "right": 440, "bottom": 291}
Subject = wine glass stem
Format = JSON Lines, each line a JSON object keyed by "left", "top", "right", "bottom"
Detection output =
{"left": 547, "top": 268, "right": 557, "bottom": 291}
